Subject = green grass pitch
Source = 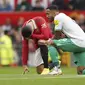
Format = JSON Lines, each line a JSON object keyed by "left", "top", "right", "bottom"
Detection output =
{"left": 0, "top": 66, "right": 85, "bottom": 85}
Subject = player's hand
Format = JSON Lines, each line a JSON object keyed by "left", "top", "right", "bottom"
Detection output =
{"left": 38, "top": 40, "right": 47, "bottom": 45}
{"left": 23, "top": 65, "right": 29, "bottom": 74}
{"left": 38, "top": 39, "right": 54, "bottom": 45}
{"left": 47, "top": 39, "right": 54, "bottom": 45}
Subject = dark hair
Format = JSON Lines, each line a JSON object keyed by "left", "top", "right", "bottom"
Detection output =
{"left": 21, "top": 25, "right": 32, "bottom": 38}
{"left": 46, "top": 5, "right": 58, "bottom": 11}
{"left": 4, "top": 30, "right": 9, "bottom": 35}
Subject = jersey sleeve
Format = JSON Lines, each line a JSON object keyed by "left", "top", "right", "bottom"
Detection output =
{"left": 54, "top": 15, "right": 63, "bottom": 31}
{"left": 22, "top": 37, "right": 29, "bottom": 65}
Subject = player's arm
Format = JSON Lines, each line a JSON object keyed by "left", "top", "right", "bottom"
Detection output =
{"left": 53, "top": 16, "right": 63, "bottom": 38}
{"left": 22, "top": 37, "right": 29, "bottom": 74}
{"left": 54, "top": 18, "right": 63, "bottom": 31}
{"left": 22, "top": 38, "right": 29, "bottom": 65}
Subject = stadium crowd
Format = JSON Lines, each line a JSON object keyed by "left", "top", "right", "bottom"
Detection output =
{"left": 0, "top": 0, "right": 85, "bottom": 12}
{"left": 0, "top": 0, "right": 85, "bottom": 67}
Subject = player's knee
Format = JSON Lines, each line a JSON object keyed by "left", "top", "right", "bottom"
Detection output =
{"left": 77, "top": 67, "right": 85, "bottom": 75}
{"left": 37, "top": 71, "right": 42, "bottom": 74}
{"left": 36, "top": 64, "right": 44, "bottom": 74}
{"left": 81, "top": 69, "right": 85, "bottom": 75}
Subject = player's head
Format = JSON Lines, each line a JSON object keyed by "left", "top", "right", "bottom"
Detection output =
{"left": 46, "top": 5, "right": 59, "bottom": 22}
{"left": 21, "top": 25, "right": 33, "bottom": 39}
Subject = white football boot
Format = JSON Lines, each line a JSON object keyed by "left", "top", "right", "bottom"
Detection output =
{"left": 49, "top": 66, "right": 62, "bottom": 75}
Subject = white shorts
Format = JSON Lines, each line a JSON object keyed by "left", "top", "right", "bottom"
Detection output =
{"left": 28, "top": 48, "right": 44, "bottom": 67}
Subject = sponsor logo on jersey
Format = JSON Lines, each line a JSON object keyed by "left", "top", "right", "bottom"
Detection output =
{"left": 54, "top": 20, "right": 59, "bottom": 26}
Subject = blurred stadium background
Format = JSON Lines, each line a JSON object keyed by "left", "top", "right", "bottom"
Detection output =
{"left": 0, "top": 0, "right": 85, "bottom": 85}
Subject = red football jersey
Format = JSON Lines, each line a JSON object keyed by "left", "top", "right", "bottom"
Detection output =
{"left": 22, "top": 16, "right": 53, "bottom": 65}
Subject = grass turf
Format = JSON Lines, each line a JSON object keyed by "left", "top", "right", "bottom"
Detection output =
{"left": 0, "top": 66, "right": 85, "bottom": 85}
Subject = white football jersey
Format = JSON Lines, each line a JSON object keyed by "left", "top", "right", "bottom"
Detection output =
{"left": 54, "top": 13, "right": 85, "bottom": 47}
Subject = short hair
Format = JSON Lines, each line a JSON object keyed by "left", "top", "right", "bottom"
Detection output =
{"left": 46, "top": 5, "right": 58, "bottom": 11}
{"left": 4, "top": 30, "right": 9, "bottom": 35}
{"left": 21, "top": 25, "right": 32, "bottom": 38}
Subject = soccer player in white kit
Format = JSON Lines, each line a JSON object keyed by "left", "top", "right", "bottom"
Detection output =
{"left": 39, "top": 5, "right": 85, "bottom": 75}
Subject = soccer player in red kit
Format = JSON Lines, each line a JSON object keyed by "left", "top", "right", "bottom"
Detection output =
{"left": 21, "top": 16, "right": 53, "bottom": 75}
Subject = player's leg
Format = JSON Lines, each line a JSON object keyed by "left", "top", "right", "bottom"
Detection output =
{"left": 53, "top": 38, "right": 85, "bottom": 53}
{"left": 28, "top": 49, "right": 44, "bottom": 74}
{"left": 36, "top": 64, "right": 44, "bottom": 74}
{"left": 77, "top": 66, "right": 85, "bottom": 74}
{"left": 39, "top": 45, "right": 48, "bottom": 68}
{"left": 34, "top": 48, "right": 49, "bottom": 75}
{"left": 51, "top": 38, "right": 85, "bottom": 74}
{"left": 74, "top": 52, "right": 85, "bottom": 75}
{"left": 48, "top": 46, "right": 59, "bottom": 69}
{"left": 49, "top": 38, "right": 74, "bottom": 71}
{"left": 53, "top": 38, "right": 85, "bottom": 74}
{"left": 48, "top": 46, "right": 62, "bottom": 75}
{"left": 53, "top": 38, "right": 79, "bottom": 52}
{"left": 39, "top": 45, "right": 50, "bottom": 75}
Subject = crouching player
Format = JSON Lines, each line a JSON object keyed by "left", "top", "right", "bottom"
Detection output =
{"left": 21, "top": 16, "right": 53, "bottom": 75}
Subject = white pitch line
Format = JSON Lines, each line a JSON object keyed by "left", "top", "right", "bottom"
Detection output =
{"left": 0, "top": 78, "right": 28, "bottom": 80}
{"left": 0, "top": 75, "right": 85, "bottom": 80}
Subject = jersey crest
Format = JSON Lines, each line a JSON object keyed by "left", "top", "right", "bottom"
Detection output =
{"left": 41, "top": 23, "right": 47, "bottom": 28}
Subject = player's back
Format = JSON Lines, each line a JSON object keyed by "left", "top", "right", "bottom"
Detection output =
{"left": 55, "top": 13, "right": 85, "bottom": 47}
{"left": 33, "top": 16, "right": 53, "bottom": 38}
{"left": 55, "top": 13, "right": 85, "bottom": 40}
{"left": 33, "top": 16, "right": 47, "bottom": 28}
